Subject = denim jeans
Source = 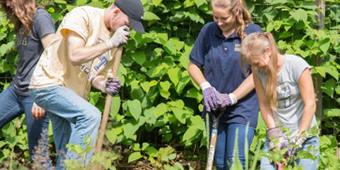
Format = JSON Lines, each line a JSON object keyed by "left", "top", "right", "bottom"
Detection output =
{"left": 260, "top": 136, "right": 320, "bottom": 170}
{"left": 32, "top": 85, "right": 101, "bottom": 170}
{"left": 0, "top": 84, "right": 49, "bottom": 157}
{"left": 211, "top": 122, "right": 255, "bottom": 170}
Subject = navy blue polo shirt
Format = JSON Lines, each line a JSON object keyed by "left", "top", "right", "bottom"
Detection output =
{"left": 190, "top": 22, "right": 262, "bottom": 128}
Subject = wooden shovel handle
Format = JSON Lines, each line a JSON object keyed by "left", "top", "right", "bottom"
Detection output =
{"left": 95, "top": 48, "right": 123, "bottom": 153}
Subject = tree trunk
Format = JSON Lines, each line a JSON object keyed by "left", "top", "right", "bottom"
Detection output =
{"left": 314, "top": 0, "right": 325, "bottom": 119}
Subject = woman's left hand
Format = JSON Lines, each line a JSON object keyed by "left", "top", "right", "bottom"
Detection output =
{"left": 32, "top": 102, "right": 45, "bottom": 119}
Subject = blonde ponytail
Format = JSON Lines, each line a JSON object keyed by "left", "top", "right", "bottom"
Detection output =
{"left": 241, "top": 32, "right": 281, "bottom": 111}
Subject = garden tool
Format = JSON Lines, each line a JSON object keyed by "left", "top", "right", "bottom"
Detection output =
{"left": 95, "top": 48, "right": 123, "bottom": 153}
{"left": 206, "top": 109, "right": 224, "bottom": 170}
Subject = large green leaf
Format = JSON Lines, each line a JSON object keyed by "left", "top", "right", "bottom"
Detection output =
{"left": 321, "top": 79, "right": 336, "bottom": 98}
{"left": 128, "top": 152, "right": 143, "bottom": 163}
{"left": 146, "top": 63, "right": 168, "bottom": 78}
{"left": 110, "top": 96, "right": 121, "bottom": 118}
{"left": 336, "top": 85, "right": 340, "bottom": 95}
{"left": 182, "top": 126, "right": 199, "bottom": 144}
{"left": 0, "top": 41, "right": 15, "bottom": 57}
{"left": 314, "top": 66, "right": 327, "bottom": 78}
{"left": 54, "top": 0, "right": 67, "bottom": 4}
{"left": 154, "top": 103, "right": 169, "bottom": 117}
{"left": 131, "top": 51, "right": 146, "bottom": 65}
{"left": 145, "top": 146, "right": 158, "bottom": 157}
{"left": 176, "top": 71, "right": 191, "bottom": 94}
{"left": 89, "top": 92, "right": 101, "bottom": 105}
{"left": 290, "top": 9, "right": 308, "bottom": 22}
{"left": 324, "top": 109, "right": 340, "bottom": 118}
{"left": 185, "top": 87, "right": 202, "bottom": 102}
{"left": 157, "top": 146, "right": 176, "bottom": 162}
{"left": 123, "top": 122, "right": 140, "bottom": 140}
{"left": 167, "top": 67, "right": 181, "bottom": 86}
{"left": 179, "top": 45, "right": 191, "bottom": 68}
{"left": 106, "top": 127, "right": 123, "bottom": 144}
{"left": 127, "top": 100, "right": 142, "bottom": 120}
{"left": 171, "top": 108, "right": 187, "bottom": 124}
{"left": 319, "top": 38, "right": 331, "bottom": 54}
{"left": 194, "top": 0, "right": 207, "bottom": 7}
{"left": 163, "top": 38, "right": 185, "bottom": 55}
{"left": 143, "top": 11, "right": 160, "bottom": 21}
{"left": 168, "top": 100, "right": 185, "bottom": 109}
{"left": 143, "top": 107, "right": 158, "bottom": 125}
{"left": 141, "top": 80, "right": 158, "bottom": 93}
{"left": 271, "top": 0, "right": 288, "bottom": 5}
{"left": 160, "top": 81, "right": 171, "bottom": 99}
{"left": 184, "top": 0, "right": 195, "bottom": 8}
{"left": 76, "top": 0, "right": 88, "bottom": 6}
{"left": 151, "top": 0, "right": 163, "bottom": 6}
{"left": 190, "top": 115, "right": 205, "bottom": 130}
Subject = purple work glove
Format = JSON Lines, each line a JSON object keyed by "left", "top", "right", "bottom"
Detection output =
{"left": 105, "top": 78, "right": 121, "bottom": 96}
{"left": 202, "top": 87, "right": 219, "bottom": 112}
{"left": 267, "top": 127, "right": 288, "bottom": 150}
{"left": 286, "top": 131, "right": 307, "bottom": 157}
{"left": 215, "top": 92, "right": 237, "bottom": 108}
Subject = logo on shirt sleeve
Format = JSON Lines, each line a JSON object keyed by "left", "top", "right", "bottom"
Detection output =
{"left": 80, "top": 38, "right": 113, "bottom": 81}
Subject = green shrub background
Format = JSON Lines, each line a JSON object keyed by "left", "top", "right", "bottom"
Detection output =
{"left": 0, "top": 0, "right": 339, "bottom": 169}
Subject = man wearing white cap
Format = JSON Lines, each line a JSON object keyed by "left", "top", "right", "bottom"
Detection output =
{"left": 29, "top": 0, "right": 145, "bottom": 169}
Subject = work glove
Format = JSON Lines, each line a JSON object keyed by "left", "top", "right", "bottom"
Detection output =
{"left": 287, "top": 130, "right": 307, "bottom": 157}
{"left": 215, "top": 92, "right": 238, "bottom": 108}
{"left": 267, "top": 127, "right": 288, "bottom": 150}
{"left": 200, "top": 82, "right": 219, "bottom": 112}
{"left": 105, "top": 26, "right": 130, "bottom": 48}
{"left": 105, "top": 78, "right": 121, "bottom": 96}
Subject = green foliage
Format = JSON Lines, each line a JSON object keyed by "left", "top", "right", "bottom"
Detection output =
{"left": 0, "top": 0, "right": 339, "bottom": 169}
{"left": 319, "top": 135, "right": 340, "bottom": 170}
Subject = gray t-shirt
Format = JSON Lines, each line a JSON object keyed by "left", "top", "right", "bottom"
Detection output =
{"left": 256, "top": 54, "right": 317, "bottom": 133}
{"left": 12, "top": 8, "right": 55, "bottom": 95}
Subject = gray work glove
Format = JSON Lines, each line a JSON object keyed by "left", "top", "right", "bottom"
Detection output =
{"left": 105, "top": 26, "right": 130, "bottom": 48}
{"left": 105, "top": 78, "right": 121, "bottom": 96}
{"left": 267, "top": 127, "right": 288, "bottom": 150}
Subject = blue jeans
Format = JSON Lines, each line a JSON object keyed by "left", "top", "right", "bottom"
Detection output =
{"left": 32, "top": 86, "right": 101, "bottom": 170}
{"left": 0, "top": 84, "right": 49, "bottom": 158}
{"left": 260, "top": 136, "right": 320, "bottom": 170}
{"left": 212, "top": 122, "right": 255, "bottom": 170}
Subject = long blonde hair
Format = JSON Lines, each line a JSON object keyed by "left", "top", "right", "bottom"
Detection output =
{"left": 241, "top": 32, "right": 280, "bottom": 110}
{"left": 211, "top": 0, "right": 252, "bottom": 40}
{"left": 0, "top": 0, "right": 36, "bottom": 34}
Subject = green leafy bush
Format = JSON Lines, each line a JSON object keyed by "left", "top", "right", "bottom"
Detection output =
{"left": 0, "top": 0, "right": 339, "bottom": 169}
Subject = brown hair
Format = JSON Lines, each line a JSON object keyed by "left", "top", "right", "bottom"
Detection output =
{"left": 241, "top": 32, "right": 280, "bottom": 110}
{"left": 0, "top": 0, "right": 36, "bottom": 34}
{"left": 211, "top": 0, "right": 252, "bottom": 40}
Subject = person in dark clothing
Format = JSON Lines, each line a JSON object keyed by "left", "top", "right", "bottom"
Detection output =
{"left": 0, "top": 0, "right": 55, "bottom": 162}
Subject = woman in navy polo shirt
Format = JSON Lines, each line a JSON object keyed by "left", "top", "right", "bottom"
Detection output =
{"left": 188, "top": 0, "right": 261, "bottom": 169}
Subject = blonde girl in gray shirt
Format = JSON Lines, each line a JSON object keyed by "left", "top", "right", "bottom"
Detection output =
{"left": 240, "top": 32, "right": 319, "bottom": 170}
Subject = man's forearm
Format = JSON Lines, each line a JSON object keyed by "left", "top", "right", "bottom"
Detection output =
{"left": 69, "top": 42, "right": 111, "bottom": 65}
{"left": 91, "top": 75, "right": 106, "bottom": 92}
